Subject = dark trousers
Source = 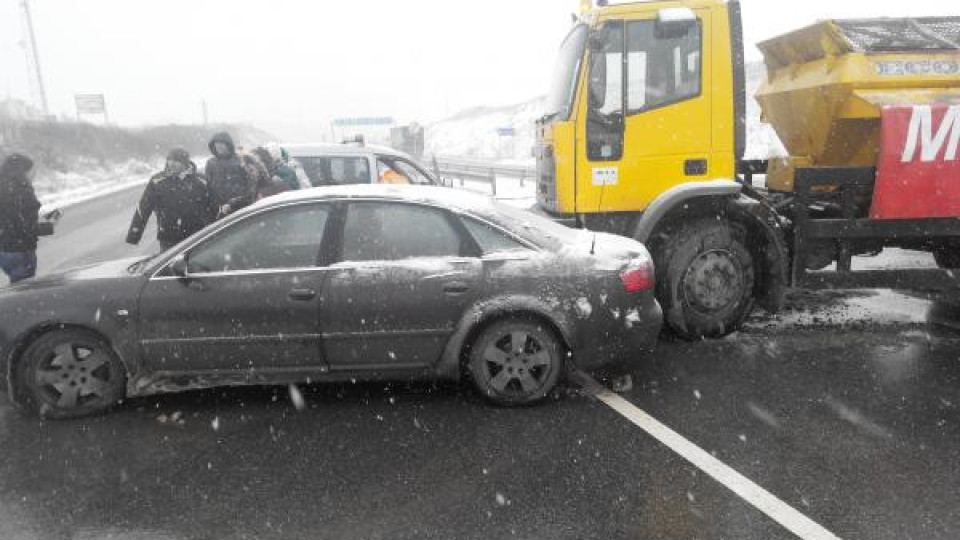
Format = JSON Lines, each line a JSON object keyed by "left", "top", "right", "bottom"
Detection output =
{"left": 0, "top": 251, "right": 38, "bottom": 284}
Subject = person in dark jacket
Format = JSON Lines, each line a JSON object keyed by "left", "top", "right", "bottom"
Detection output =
{"left": 126, "top": 148, "right": 215, "bottom": 251}
{"left": 204, "top": 132, "right": 268, "bottom": 218}
{"left": 251, "top": 146, "right": 289, "bottom": 198}
{"left": 0, "top": 153, "right": 45, "bottom": 283}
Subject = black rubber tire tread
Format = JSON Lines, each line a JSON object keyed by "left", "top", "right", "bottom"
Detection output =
{"left": 933, "top": 244, "right": 960, "bottom": 269}
{"left": 14, "top": 328, "right": 126, "bottom": 420}
{"left": 467, "top": 318, "right": 563, "bottom": 407}
{"left": 653, "top": 218, "right": 756, "bottom": 340}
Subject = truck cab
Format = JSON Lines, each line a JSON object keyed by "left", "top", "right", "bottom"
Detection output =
{"left": 537, "top": 1, "right": 766, "bottom": 340}
{"left": 536, "top": 0, "right": 744, "bottom": 219}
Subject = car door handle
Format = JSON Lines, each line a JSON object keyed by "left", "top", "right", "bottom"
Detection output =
{"left": 288, "top": 288, "right": 318, "bottom": 302}
{"left": 443, "top": 281, "right": 472, "bottom": 295}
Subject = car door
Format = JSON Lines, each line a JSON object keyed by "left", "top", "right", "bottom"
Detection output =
{"left": 321, "top": 201, "right": 482, "bottom": 370}
{"left": 137, "top": 202, "right": 333, "bottom": 375}
{"left": 575, "top": 12, "right": 714, "bottom": 213}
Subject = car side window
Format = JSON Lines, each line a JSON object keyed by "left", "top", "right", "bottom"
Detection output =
{"left": 341, "top": 202, "right": 464, "bottom": 262}
{"left": 376, "top": 157, "right": 433, "bottom": 185}
{"left": 187, "top": 205, "right": 330, "bottom": 273}
{"left": 462, "top": 218, "right": 530, "bottom": 254}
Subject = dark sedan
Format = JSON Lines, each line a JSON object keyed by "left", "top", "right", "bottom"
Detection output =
{"left": 0, "top": 185, "right": 662, "bottom": 418}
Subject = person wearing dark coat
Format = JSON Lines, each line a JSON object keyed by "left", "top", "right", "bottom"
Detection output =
{"left": 0, "top": 153, "right": 46, "bottom": 283}
{"left": 204, "top": 132, "right": 268, "bottom": 218}
{"left": 126, "top": 148, "right": 215, "bottom": 251}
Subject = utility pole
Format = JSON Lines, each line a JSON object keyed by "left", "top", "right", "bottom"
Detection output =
{"left": 19, "top": 0, "right": 49, "bottom": 116}
{"left": 201, "top": 99, "right": 209, "bottom": 126}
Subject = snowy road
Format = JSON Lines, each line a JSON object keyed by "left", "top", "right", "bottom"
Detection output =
{"left": 0, "top": 183, "right": 958, "bottom": 539}
{"left": 0, "top": 324, "right": 958, "bottom": 539}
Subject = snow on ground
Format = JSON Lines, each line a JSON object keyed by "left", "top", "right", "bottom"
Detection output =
{"left": 743, "top": 289, "right": 933, "bottom": 333}
{"left": 426, "top": 98, "right": 544, "bottom": 162}
{"left": 458, "top": 176, "right": 537, "bottom": 209}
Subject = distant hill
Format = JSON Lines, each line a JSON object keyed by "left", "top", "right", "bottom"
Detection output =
{"left": 0, "top": 108, "right": 275, "bottom": 203}
{"left": 425, "top": 62, "right": 785, "bottom": 162}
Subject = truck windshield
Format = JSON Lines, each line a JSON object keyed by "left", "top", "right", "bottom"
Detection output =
{"left": 544, "top": 24, "right": 589, "bottom": 122}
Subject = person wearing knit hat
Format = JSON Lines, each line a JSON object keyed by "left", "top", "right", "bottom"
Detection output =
{"left": 0, "top": 153, "right": 45, "bottom": 284}
{"left": 126, "top": 148, "right": 215, "bottom": 251}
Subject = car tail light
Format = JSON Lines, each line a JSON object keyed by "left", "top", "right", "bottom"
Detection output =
{"left": 620, "top": 258, "right": 655, "bottom": 293}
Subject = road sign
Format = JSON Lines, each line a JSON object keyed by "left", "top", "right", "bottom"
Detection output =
{"left": 333, "top": 117, "right": 395, "bottom": 127}
{"left": 496, "top": 127, "right": 516, "bottom": 137}
{"left": 75, "top": 94, "right": 106, "bottom": 115}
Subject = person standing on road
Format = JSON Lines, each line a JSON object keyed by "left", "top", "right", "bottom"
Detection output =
{"left": 251, "top": 146, "right": 293, "bottom": 198}
{"left": 126, "top": 148, "right": 215, "bottom": 251}
{"left": 204, "top": 132, "right": 266, "bottom": 219}
{"left": 267, "top": 144, "right": 305, "bottom": 190}
{"left": 0, "top": 153, "right": 50, "bottom": 284}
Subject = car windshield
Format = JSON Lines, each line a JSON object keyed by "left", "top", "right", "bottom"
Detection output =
{"left": 543, "top": 24, "right": 589, "bottom": 122}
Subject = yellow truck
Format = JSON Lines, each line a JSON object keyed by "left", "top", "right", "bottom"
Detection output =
{"left": 536, "top": 0, "right": 960, "bottom": 338}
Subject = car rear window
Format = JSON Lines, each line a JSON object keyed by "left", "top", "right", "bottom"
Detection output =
{"left": 468, "top": 202, "right": 578, "bottom": 251}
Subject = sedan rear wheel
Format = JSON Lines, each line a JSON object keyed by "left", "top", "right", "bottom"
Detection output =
{"left": 15, "top": 329, "right": 126, "bottom": 419}
{"left": 468, "top": 319, "right": 563, "bottom": 406}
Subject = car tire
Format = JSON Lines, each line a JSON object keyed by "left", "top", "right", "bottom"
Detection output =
{"left": 654, "top": 219, "right": 755, "bottom": 340}
{"left": 468, "top": 319, "right": 563, "bottom": 407}
{"left": 15, "top": 329, "right": 126, "bottom": 419}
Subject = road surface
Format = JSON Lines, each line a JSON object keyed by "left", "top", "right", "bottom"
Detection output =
{"left": 0, "top": 187, "right": 958, "bottom": 539}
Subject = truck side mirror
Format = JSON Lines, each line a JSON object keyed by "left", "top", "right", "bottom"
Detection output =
{"left": 656, "top": 7, "right": 697, "bottom": 39}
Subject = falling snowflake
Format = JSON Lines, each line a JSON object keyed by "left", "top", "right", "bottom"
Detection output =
{"left": 288, "top": 384, "right": 306, "bottom": 411}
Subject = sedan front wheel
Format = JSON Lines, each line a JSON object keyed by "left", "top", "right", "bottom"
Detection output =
{"left": 468, "top": 319, "right": 563, "bottom": 406}
{"left": 15, "top": 329, "right": 126, "bottom": 419}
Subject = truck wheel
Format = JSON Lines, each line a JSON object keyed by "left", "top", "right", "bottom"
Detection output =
{"left": 933, "top": 244, "right": 960, "bottom": 269}
{"left": 654, "top": 219, "right": 755, "bottom": 339}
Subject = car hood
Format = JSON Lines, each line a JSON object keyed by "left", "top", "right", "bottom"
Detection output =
{"left": 6, "top": 257, "right": 146, "bottom": 292}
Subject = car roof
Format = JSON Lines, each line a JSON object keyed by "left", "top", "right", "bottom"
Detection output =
{"left": 283, "top": 142, "right": 414, "bottom": 160}
{"left": 252, "top": 184, "right": 497, "bottom": 214}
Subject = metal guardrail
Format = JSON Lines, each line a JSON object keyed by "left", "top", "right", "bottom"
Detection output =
{"left": 428, "top": 155, "right": 536, "bottom": 196}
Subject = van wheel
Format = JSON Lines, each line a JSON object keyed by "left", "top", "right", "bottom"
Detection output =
{"left": 468, "top": 319, "right": 563, "bottom": 407}
{"left": 654, "top": 219, "right": 755, "bottom": 339}
{"left": 15, "top": 329, "right": 126, "bottom": 419}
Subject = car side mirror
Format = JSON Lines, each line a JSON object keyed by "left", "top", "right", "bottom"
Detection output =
{"left": 169, "top": 254, "right": 189, "bottom": 278}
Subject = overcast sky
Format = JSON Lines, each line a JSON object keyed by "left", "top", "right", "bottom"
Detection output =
{"left": 0, "top": 0, "right": 952, "bottom": 139}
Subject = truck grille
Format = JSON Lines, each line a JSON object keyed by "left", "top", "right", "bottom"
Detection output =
{"left": 836, "top": 17, "right": 960, "bottom": 53}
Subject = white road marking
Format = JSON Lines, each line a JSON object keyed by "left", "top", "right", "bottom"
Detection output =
{"left": 572, "top": 371, "right": 843, "bottom": 540}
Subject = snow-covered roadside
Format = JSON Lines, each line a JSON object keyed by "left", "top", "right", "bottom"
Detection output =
{"left": 743, "top": 289, "right": 933, "bottom": 333}
{"left": 36, "top": 159, "right": 155, "bottom": 211}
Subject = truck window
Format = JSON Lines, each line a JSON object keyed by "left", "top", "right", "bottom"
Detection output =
{"left": 586, "top": 21, "right": 626, "bottom": 161}
{"left": 626, "top": 19, "right": 702, "bottom": 113}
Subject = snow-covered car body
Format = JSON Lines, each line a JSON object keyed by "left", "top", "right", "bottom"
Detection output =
{"left": 0, "top": 185, "right": 661, "bottom": 415}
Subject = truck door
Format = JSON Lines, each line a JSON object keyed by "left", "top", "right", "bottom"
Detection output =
{"left": 577, "top": 10, "right": 714, "bottom": 214}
